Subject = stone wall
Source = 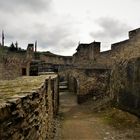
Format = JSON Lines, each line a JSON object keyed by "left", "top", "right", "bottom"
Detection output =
{"left": 39, "top": 52, "right": 72, "bottom": 65}
{"left": 0, "top": 75, "right": 59, "bottom": 140}
{"left": 68, "top": 28, "right": 140, "bottom": 107}
{"left": 0, "top": 48, "right": 30, "bottom": 80}
{"left": 108, "top": 29, "right": 140, "bottom": 116}
{"left": 73, "top": 41, "right": 101, "bottom": 66}
{"left": 72, "top": 28, "right": 140, "bottom": 69}
{"left": 61, "top": 68, "right": 110, "bottom": 104}
{"left": 0, "top": 27, "right": 140, "bottom": 117}
{"left": 110, "top": 57, "right": 140, "bottom": 116}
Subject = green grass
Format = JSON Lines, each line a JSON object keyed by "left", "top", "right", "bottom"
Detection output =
{"left": 100, "top": 107, "right": 140, "bottom": 129}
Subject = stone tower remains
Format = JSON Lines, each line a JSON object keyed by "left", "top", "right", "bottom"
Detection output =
{"left": 2, "top": 30, "right": 4, "bottom": 47}
{"left": 27, "top": 43, "right": 34, "bottom": 59}
{"left": 35, "top": 41, "right": 37, "bottom": 52}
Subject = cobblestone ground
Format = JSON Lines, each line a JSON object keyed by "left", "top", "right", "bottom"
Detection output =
{"left": 54, "top": 91, "right": 140, "bottom": 140}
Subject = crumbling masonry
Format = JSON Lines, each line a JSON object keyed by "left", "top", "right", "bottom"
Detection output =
{"left": 0, "top": 28, "right": 140, "bottom": 139}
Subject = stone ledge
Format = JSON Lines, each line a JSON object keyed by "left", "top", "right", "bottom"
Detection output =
{"left": 0, "top": 75, "right": 57, "bottom": 106}
{"left": 0, "top": 74, "right": 59, "bottom": 140}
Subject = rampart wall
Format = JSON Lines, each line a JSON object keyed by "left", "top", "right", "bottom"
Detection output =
{"left": 63, "top": 28, "right": 140, "bottom": 113}
{"left": 73, "top": 28, "right": 140, "bottom": 69}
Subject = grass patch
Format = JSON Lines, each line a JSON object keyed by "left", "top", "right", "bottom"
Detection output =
{"left": 100, "top": 107, "right": 140, "bottom": 129}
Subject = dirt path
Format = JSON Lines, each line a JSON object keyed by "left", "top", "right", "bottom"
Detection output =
{"left": 55, "top": 91, "right": 140, "bottom": 140}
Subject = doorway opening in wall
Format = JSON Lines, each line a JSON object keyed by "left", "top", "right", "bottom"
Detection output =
{"left": 73, "top": 78, "right": 78, "bottom": 95}
{"left": 29, "top": 62, "right": 38, "bottom": 76}
{"left": 22, "top": 68, "right": 26, "bottom": 76}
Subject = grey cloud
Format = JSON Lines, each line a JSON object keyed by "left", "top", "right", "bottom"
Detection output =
{"left": 41, "top": 28, "right": 75, "bottom": 53}
{"left": 46, "top": 27, "right": 71, "bottom": 46}
{"left": 0, "top": 0, "right": 77, "bottom": 55}
{"left": 89, "top": 17, "right": 131, "bottom": 51}
{"left": 61, "top": 40, "right": 76, "bottom": 49}
{"left": 14, "top": 22, "right": 76, "bottom": 54}
{"left": 0, "top": 11, "right": 76, "bottom": 55}
{"left": 90, "top": 17, "right": 131, "bottom": 39}
{"left": 0, "top": 0, "right": 52, "bottom": 13}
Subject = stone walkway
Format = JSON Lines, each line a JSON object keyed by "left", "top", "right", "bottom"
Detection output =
{"left": 55, "top": 91, "right": 140, "bottom": 140}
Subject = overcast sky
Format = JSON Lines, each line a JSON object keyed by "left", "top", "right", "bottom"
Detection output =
{"left": 0, "top": 0, "right": 140, "bottom": 55}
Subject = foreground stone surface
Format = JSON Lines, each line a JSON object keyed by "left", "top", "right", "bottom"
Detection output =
{"left": 56, "top": 91, "right": 140, "bottom": 140}
{"left": 0, "top": 75, "right": 59, "bottom": 140}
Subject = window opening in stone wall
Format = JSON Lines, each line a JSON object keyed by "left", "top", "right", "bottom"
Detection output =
{"left": 22, "top": 68, "right": 26, "bottom": 76}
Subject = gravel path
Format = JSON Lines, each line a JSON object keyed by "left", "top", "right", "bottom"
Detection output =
{"left": 54, "top": 91, "right": 140, "bottom": 140}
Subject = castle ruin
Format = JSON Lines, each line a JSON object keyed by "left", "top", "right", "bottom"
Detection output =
{"left": 0, "top": 28, "right": 140, "bottom": 139}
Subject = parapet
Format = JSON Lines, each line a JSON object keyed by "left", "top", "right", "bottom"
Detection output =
{"left": 90, "top": 41, "right": 101, "bottom": 47}
{"left": 111, "top": 39, "right": 129, "bottom": 50}
{"left": 90, "top": 41, "right": 101, "bottom": 53}
{"left": 76, "top": 41, "right": 101, "bottom": 51}
{"left": 129, "top": 28, "right": 140, "bottom": 39}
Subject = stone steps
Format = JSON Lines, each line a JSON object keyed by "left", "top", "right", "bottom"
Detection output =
{"left": 59, "top": 81, "right": 68, "bottom": 91}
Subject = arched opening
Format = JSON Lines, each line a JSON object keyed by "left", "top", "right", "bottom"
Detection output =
{"left": 68, "top": 76, "right": 79, "bottom": 95}
{"left": 73, "top": 78, "right": 78, "bottom": 94}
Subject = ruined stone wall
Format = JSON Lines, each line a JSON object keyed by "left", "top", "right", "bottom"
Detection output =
{"left": 61, "top": 27, "right": 140, "bottom": 106}
{"left": 39, "top": 53, "right": 72, "bottom": 65}
{"left": 95, "top": 50, "right": 113, "bottom": 68}
{"left": 60, "top": 68, "right": 110, "bottom": 104}
{"left": 0, "top": 63, "right": 3, "bottom": 79}
{"left": 77, "top": 69, "right": 110, "bottom": 104}
{"left": 58, "top": 29, "right": 140, "bottom": 108}
{"left": 72, "top": 28, "right": 140, "bottom": 69}
{"left": 0, "top": 50, "right": 31, "bottom": 80}
{"left": 110, "top": 57, "right": 140, "bottom": 116}
{"left": 111, "top": 31, "right": 140, "bottom": 62}
{"left": 108, "top": 29, "right": 140, "bottom": 115}
{"left": 0, "top": 56, "right": 22, "bottom": 80}
{"left": 0, "top": 75, "right": 59, "bottom": 140}
{"left": 73, "top": 42, "right": 101, "bottom": 66}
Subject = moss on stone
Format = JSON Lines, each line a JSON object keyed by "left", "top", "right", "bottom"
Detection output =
{"left": 0, "top": 75, "right": 57, "bottom": 105}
